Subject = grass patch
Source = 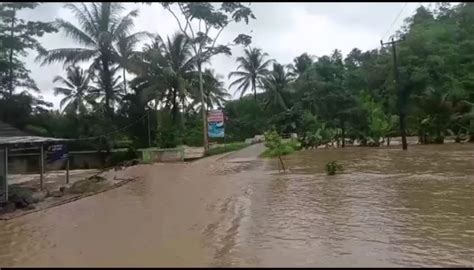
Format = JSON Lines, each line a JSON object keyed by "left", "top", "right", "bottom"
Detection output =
{"left": 206, "top": 142, "right": 249, "bottom": 156}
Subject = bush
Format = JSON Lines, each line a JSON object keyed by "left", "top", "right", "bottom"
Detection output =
{"left": 326, "top": 161, "right": 343, "bottom": 175}
{"left": 261, "top": 130, "right": 300, "bottom": 172}
{"left": 261, "top": 131, "right": 298, "bottom": 158}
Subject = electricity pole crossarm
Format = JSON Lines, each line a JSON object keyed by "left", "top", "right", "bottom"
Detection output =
{"left": 381, "top": 37, "right": 408, "bottom": 150}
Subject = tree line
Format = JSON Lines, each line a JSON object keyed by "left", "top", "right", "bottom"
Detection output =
{"left": 225, "top": 3, "right": 474, "bottom": 147}
{"left": 0, "top": 2, "right": 473, "bottom": 152}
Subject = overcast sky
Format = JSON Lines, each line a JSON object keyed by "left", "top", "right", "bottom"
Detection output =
{"left": 18, "top": 2, "right": 426, "bottom": 109}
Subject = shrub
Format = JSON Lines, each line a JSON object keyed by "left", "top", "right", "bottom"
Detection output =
{"left": 262, "top": 130, "right": 299, "bottom": 172}
{"left": 326, "top": 161, "right": 343, "bottom": 175}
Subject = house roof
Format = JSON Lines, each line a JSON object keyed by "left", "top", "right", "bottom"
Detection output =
{"left": 0, "top": 121, "right": 70, "bottom": 147}
{"left": 0, "top": 120, "right": 28, "bottom": 137}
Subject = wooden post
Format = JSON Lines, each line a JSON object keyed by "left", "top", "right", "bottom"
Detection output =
{"left": 66, "top": 157, "right": 70, "bottom": 184}
{"left": 2, "top": 146, "right": 8, "bottom": 202}
{"left": 40, "top": 144, "right": 44, "bottom": 191}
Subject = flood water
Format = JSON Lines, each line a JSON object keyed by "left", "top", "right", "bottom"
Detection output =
{"left": 0, "top": 143, "right": 473, "bottom": 267}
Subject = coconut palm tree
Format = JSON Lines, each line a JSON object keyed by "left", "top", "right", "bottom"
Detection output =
{"left": 228, "top": 47, "right": 272, "bottom": 100}
{"left": 53, "top": 65, "right": 93, "bottom": 115}
{"left": 89, "top": 65, "right": 126, "bottom": 112}
{"left": 189, "top": 69, "right": 230, "bottom": 111}
{"left": 113, "top": 32, "right": 153, "bottom": 93}
{"left": 262, "top": 63, "right": 292, "bottom": 111}
{"left": 36, "top": 2, "right": 148, "bottom": 117}
{"left": 131, "top": 33, "right": 195, "bottom": 123}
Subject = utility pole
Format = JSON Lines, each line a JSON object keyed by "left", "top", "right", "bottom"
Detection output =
{"left": 381, "top": 37, "right": 407, "bottom": 150}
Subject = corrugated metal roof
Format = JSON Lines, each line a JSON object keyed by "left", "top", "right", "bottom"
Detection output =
{"left": 0, "top": 136, "right": 70, "bottom": 146}
{"left": 0, "top": 120, "right": 28, "bottom": 137}
{"left": 0, "top": 121, "right": 69, "bottom": 146}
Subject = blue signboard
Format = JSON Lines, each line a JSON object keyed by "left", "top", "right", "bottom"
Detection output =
{"left": 207, "top": 110, "right": 225, "bottom": 138}
{"left": 47, "top": 144, "right": 68, "bottom": 163}
{"left": 208, "top": 121, "right": 225, "bottom": 138}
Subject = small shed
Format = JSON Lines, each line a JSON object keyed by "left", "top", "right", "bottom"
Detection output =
{"left": 0, "top": 121, "right": 70, "bottom": 203}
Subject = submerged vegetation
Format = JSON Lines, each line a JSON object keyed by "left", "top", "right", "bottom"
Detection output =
{"left": 326, "top": 161, "right": 343, "bottom": 176}
{"left": 262, "top": 130, "right": 299, "bottom": 171}
{"left": 0, "top": 2, "right": 473, "bottom": 154}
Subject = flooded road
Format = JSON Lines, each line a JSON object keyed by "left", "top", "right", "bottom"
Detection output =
{"left": 0, "top": 143, "right": 473, "bottom": 267}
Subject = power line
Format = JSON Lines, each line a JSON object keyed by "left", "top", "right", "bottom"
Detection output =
{"left": 74, "top": 112, "right": 149, "bottom": 142}
{"left": 381, "top": 2, "right": 408, "bottom": 41}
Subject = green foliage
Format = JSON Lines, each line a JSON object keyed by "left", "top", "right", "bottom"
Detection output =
{"left": 0, "top": 3, "right": 57, "bottom": 96}
{"left": 262, "top": 130, "right": 296, "bottom": 158}
{"left": 358, "top": 90, "right": 392, "bottom": 144}
{"left": 326, "top": 161, "right": 343, "bottom": 175}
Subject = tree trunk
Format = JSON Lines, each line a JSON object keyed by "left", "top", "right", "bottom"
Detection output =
{"left": 101, "top": 56, "right": 113, "bottom": 118}
{"left": 198, "top": 61, "right": 208, "bottom": 152}
{"left": 399, "top": 112, "right": 408, "bottom": 149}
{"left": 122, "top": 68, "right": 127, "bottom": 93}
{"left": 341, "top": 121, "right": 345, "bottom": 148}
{"left": 8, "top": 8, "right": 15, "bottom": 96}
{"left": 252, "top": 78, "right": 257, "bottom": 101}
{"left": 278, "top": 155, "right": 286, "bottom": 172}
{"left": 172, "top": 88, "right": 178, "bottom": 123}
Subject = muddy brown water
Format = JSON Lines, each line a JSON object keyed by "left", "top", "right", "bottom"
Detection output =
{"left": 0, "top": 143, "right": 473, "bottom": 267}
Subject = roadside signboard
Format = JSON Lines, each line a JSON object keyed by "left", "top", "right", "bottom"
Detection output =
{"left": 47, "top": 144, "right": 68, "bottom": 163}
{"left": 207, "top": 110, "right": 225, "bottom": 138}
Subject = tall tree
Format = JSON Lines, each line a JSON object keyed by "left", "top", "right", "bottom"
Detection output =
{"left": 228, "top": 47, "right": 273, "bottom": 100}
{"left": 161, "top": 2, "right": 255, "bottom": 152}
{"left": 37, "top": 2, "right": 148, "bottom": 118}
{"left": 262, "top": 62, "right": 292, "bottom": 111}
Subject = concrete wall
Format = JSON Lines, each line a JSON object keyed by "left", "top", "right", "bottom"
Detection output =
{"left": 138, "top": 147, "right": 184, "bottom": 163}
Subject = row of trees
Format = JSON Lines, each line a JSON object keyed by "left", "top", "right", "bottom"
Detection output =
{"left": 224, "top": 3, "right": 474, "bottom": 147}
{"left": 0, "top": 2, "right": 254, "bottom": 150}
{"left": 1, "top": 2, "right": 473, "bottom": 151}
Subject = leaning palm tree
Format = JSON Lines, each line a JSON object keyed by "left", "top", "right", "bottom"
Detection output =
{"left": 36, "top": 2, "right": 149, "bottom": 118}
{"left": 228, "top": 47, "right": 273, "bottom": 101}
{"left": 53, "top": 65, "right": 93, "bottom": 115}
{"left": 262, "top": 63, "right": 292, "bottom": 111}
